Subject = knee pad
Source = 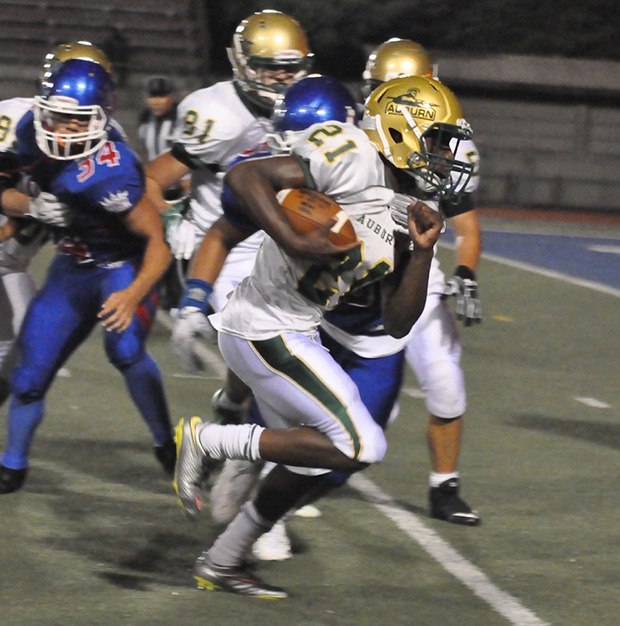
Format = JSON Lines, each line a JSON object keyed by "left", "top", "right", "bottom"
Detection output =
{"left": 10, "top": 365, "right": 46, "bottom": 403}
{"left": 105, "top": 332, "right": 144, "bottom": 370}
{"left": 424, "top": 359, "right": 466, "bottom": 419}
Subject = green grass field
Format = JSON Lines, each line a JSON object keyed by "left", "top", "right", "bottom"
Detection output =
{"left": 0, "top": 215, "right": 618, "bottom": 625}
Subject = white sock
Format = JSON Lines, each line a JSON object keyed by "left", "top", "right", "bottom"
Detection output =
{"left": 197, "top": 422, "right": 263, "bottom": 462}
{"left": 429, "top": 471, "right": 459, "bottom": 488}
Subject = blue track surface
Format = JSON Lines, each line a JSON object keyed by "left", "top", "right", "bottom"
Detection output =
{"left": 444, "top": 228, "right": 620, "bottom": 291}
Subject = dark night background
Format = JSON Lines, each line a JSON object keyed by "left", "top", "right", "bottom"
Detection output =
{"left": 203, "top": 0, "right": 620, "bottom": 78}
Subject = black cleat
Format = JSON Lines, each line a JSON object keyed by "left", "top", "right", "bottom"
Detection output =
{"left": 154, "top": 439, "right": 177, "bottom": 477}
{"left": 193, "top": 552, "right": 288, "bottom": 599}
{"left": 429, "top": 478, "right": 481, "bottom": 526}
{"left": 0, "top": 464, "right": 27, "bottom": 494}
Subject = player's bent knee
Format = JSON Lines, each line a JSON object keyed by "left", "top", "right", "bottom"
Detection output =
{"left": 356, "top": 426, "right": 387, "bottom": 465}
{"left": 107, "top": 347, "right": 145, "bottom": 370}
{"left": 424, "top": 359, "right": 466, "bottom": 418}
{"left": 11, "top": 369, "right": 46, "bottom": 403}
{"left": 104, "top": 330, "right": 145, "bottom": 369}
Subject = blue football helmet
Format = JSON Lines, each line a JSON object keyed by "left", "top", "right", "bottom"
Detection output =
{"left": 34, "top": 58, "right": 115, "bottom": 160}
{"left": 268, "top": 74, "right": 356, "bottom": 154}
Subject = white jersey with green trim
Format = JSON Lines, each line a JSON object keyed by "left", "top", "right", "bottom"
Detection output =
{"left": 454, "top": 138, "right": 480, "bottom": 194}
{"left": 214, "top": 121, "right": 398, "bottom": 340}
{"left": 0, "top": 97, "right": 33, "bottom": 152}
{"left": 170, "top": 80, "right": 273, "bottom": 236}
{"left": 0, "top": 97, "right": 48, "bottom": 272}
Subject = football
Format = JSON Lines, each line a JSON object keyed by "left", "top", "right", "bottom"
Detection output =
{"left": 278, "top": 188, "right": 358, "bottom": 247}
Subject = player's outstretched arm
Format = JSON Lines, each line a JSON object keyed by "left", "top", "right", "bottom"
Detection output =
{"left": 1, "top": 184, "right": 71, "bottom": 227}
{"left": 452, "top": 208, "right": 481, "bottom": 271}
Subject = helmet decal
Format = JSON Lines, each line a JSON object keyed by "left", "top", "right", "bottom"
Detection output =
{"left": 363, "top": 76, "right": 474, "bottom": 200}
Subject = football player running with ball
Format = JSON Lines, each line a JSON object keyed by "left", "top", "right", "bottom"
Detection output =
{"left": 172, "top": 74, "right": 474, "bottom": 598}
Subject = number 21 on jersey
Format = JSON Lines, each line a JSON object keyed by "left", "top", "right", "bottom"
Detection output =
{"left": 307, "top": 124, "right": 356, "bottom": 164}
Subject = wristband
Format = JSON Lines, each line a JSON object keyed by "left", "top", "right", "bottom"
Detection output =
{"left": 161, "top": 195, "right": 190, "bottom": 218}
{"left": 179, "top": 278, "right": 213, "bottom": 314}
{"left": 454, "top": 265, "right": 476, "bottom": 281}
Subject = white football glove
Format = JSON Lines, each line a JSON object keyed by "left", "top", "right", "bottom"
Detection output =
{"left": 27, "top": 191, "right": 72, "bottom": 227}
{"left": 171, "top": 306, "right": 217, "bottom": 372}
{"left": 167, "top": 217, "right": 199, "bottom": 260}
{"left": 388, "top": 192, "right": 414, "bottom": 235}
{"left": 441, "top": 266, "right": 482, "bottom": 326}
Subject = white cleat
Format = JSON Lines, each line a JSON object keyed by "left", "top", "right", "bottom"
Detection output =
{"left": 293, "top": 504, "right": 322, "bottom": 518}
{"left": 252, "top": 520, "right": 292, "bottom": 561}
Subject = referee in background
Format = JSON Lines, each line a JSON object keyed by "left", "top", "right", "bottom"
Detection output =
{"left": 138, "top": 77, "right": 178, "bottom": 168}
{"left": 138, "top": 77, "right": 189, "bottom": 310}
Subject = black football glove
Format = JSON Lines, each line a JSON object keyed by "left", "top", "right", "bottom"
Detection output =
{"left": 441, "top": 265, "right": 482, "bottom": 326}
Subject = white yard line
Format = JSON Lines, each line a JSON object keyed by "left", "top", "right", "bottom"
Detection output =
{"left": 587, "top": 244, "right": 620, "bottom": 254}
{"left": 573, "top": 396, "right": 611, "bottom": 409}
{"left": 350, "top": 473, "right": 549, "bottom": 626}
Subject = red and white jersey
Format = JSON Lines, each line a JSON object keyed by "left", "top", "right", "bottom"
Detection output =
{"left": 215, "top": 121, "right": 397, "bottom": 340}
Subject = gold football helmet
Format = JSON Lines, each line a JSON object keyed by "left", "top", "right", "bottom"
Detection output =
{"left": 362, "top": 38, "right": 434, "bottom": 99}
{"left": 229, "top": 10, "right": 313, "bottom": 110}
{"left": 361, "top": 75, "right": 473, "bottom": 199}
{"left": 40, "top": 41, "right": 113, "bottom": 86}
